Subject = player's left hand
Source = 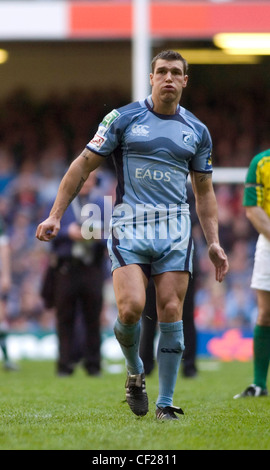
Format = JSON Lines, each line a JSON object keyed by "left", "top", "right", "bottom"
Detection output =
{"left": 208, "top": 242, "right": 229, "bottom": 283}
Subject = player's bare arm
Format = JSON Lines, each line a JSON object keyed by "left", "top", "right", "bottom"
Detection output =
{"left": 0, "top": 242, "right": 11, "bottom": 293}
{"left": 190, "top": 171, "right": 229, "bottom": 282}
{"left": 36, "top": 149, "right": 104, "bottom": 242}
{"left": 246, "top": 206, "right": 270, "bottom": 241}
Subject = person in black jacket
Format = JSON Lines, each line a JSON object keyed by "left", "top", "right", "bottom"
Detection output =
{"left": 0, "top": 215, "right": 18, "bottom": 370}
{"left": 41, "top": 171, "right": 107, "bottom": 376}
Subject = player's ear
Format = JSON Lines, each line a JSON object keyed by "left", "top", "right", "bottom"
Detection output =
{"left": 149, "top": 73, "right": 154, "bottom": 87}
{"left": 183, "top": 75, "right": 189, "bottom": 88}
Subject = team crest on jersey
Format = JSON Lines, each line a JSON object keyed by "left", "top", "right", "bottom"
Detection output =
{"left": 182, "top": 131, "right": 194, "bottom": 147}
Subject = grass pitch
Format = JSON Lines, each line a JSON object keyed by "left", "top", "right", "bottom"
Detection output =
{"left": 0, "top": 359, "right": 269, "bottom": 450}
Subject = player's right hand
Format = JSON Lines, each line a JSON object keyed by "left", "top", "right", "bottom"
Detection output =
{"left": 36, "top": 216, "right": 60, "bottom": 242}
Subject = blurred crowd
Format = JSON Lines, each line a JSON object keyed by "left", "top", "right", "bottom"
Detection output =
{"left": 0, "top": 84, "right": 266, "bottom": 333}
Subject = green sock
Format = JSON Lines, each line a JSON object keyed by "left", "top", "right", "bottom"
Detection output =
{"left": 253, "top": 325, "right": 270, "bottom": 389}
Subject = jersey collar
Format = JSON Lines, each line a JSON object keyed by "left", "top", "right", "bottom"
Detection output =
{"left": 145, "top": 94, "right": 181, "bottom": 116}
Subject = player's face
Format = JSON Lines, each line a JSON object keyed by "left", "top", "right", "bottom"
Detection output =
{"left": 150, "top": 59, "right": 188, "bottom": 109}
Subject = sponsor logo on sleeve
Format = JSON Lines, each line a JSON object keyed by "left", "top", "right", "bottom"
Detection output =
{"left": 205, "top": 151, "right": 212, "bottom": 170}
{"left": 89, "top": 133, "right": 106, "bottom": 150}
{"left": 101, "top": 109, "right": 120, "bottom": 128}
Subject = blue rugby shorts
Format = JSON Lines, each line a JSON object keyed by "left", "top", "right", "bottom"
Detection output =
{"left": 107, "top": 212, "right": 193, "bottom": 277}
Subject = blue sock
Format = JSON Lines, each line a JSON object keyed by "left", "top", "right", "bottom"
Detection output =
{"left": 114, "top": 317, "right": 144, "bottom": 375}
{"left": 156, "top": 321, "right": 184, "bottom": 408}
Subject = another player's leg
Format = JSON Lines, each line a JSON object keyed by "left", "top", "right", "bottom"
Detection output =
{"left": 0, "top": 324, "right": 17, "bottom": 370}
{"left": 0, "top": 297, "right": 18, "bottom": 371}
{"left": 234, "top": 289, "right": 270, "bottom": 399}
{"left": 113, "top": 264, "right": 149, "bottom": 416}
{"left": 139, "top": 279, "right": 157, "bottom": 375}
{"left": 154, "top": 271, "right": 189, "bottom": 420}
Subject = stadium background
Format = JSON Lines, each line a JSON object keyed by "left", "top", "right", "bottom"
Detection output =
{"left": 0, "top": 0, "right": 270, "bottom": 363}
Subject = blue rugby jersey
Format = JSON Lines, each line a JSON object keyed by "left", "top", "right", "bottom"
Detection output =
{"left": 87, "top": 95, "right": 212, "bottom": 226}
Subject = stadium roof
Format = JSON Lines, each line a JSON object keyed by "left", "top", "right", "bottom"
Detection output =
{"left": 0, "top": 1, "right": 269, "bottom": 40}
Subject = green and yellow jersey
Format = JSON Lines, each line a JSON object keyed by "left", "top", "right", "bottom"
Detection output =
{"left": 243, "top": 149, "right": 270, "bottom": 218}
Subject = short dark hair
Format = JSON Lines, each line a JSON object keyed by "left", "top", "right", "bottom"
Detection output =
{"left": 151, "top": 50, "right": 188, "bottom": 75}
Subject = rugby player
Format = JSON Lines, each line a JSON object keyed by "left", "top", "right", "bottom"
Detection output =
{"left": 36, "top": 50, "right": 229, "bottom": 420}
{"left": 234, "top": 149, "right": 270, "bottom": 399}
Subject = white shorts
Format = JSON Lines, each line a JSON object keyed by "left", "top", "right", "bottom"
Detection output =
{"left": 251, "top": 234, "right": 270, "bottom": 292}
